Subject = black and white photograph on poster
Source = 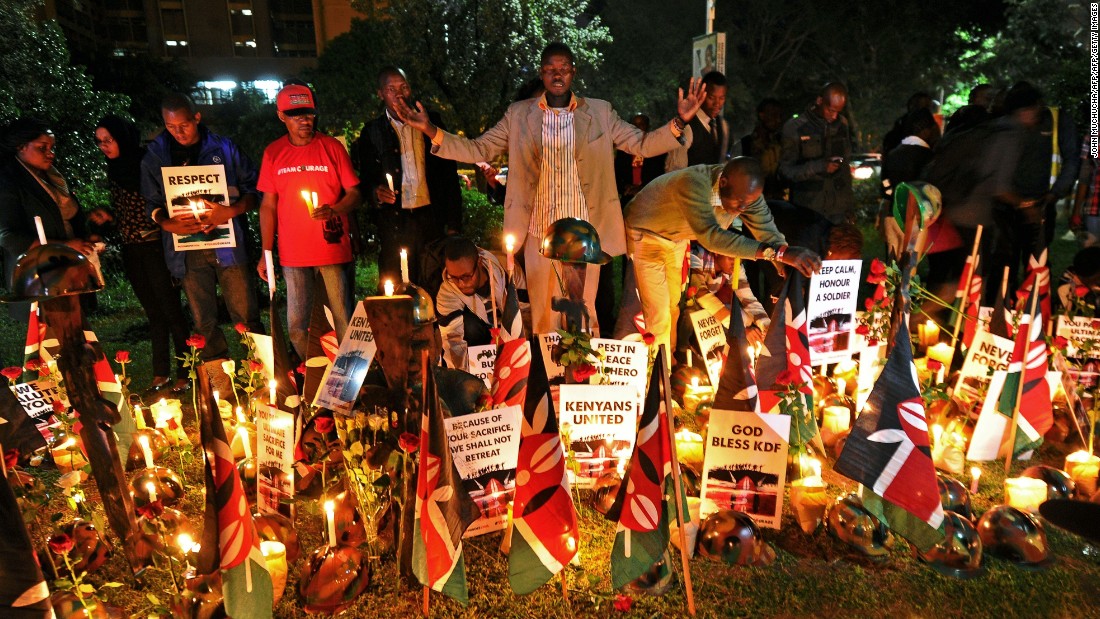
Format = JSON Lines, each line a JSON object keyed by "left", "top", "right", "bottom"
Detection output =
{"left": 9, "top": 379, "right": 67, "bottom": 437}
{"left": 700, "top": 409, "right": 790, "bottom": 529}
{"left": 466, "top": 344, "right": 497, "bottom": 389}
{"left": 690, "top": 309, "right": 726, "bottom": 386}
{"left": 160, "top": 164, "right": 237, "bottom": 251}
{"left": 953, "top": 329, "right": 1013, "bottom": 410}
{"left": 256, "top": 405, "right": 296, "bottom": 518}
{"left": 807, "top": 259, "right": 862, "bottom": 365}
{"left": 443, "top": 405, "right": 522, "bottom": 537}
{"left": 314, "top": 302, "right": 376, "bottom": 415}
{"left": 558, "top": 384, "right": 640, "bottom": 488}
{"left": 537, "top": 332, "right": 566, "bottom": 384}
{"left": 692, "top": 32, "right": 725, "bottom": 77}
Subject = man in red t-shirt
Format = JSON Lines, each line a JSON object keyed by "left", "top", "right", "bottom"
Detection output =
{"left": 258, "top": 84, "right": 361, "bottom": 357}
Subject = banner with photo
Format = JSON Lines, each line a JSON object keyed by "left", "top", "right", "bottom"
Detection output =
{"left": 256, "top": 405, "right": 296, "bottom": 518}
{"left": 160, "top": 164, "right": 237, "bottom": 251}
{"left": 558, "top": 384, "right": 640, "bottom": 488}
{"left": 9, "top": 379, "right": 67, "bottom": 437}
{"left": 443, "top": 405, "right": 522, "bottom": 537}
{"left": 700, "top": 409, "right": 790, "bottom": 528}
{"left": 690, "top": 309, "right": 726, "bottom": 386}
{"left": 314, "top": 302, "right": 376, "bottom": 415}
{"left": 807, "top": 260, "right": 862, "bottom": 365}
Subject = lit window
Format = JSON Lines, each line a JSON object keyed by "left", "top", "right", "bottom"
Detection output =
{"left": 242, "top": 9, "right": 252, "bottom": 15}
{"left": 166, "top": 40, "right": 178, "bottom": 46}
{"left": 246, "top": 40, "right": 257, "bottom": 47}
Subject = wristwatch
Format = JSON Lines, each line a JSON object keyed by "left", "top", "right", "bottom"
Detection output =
{"left": 759, "top": 244, "right": 777, "bottom": 261}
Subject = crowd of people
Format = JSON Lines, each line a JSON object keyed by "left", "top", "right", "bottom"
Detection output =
{"left": 0, "top": 41, "right": 1095, "bottom": 387}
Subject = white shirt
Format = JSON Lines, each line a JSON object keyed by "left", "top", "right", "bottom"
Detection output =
{"left": 388, "top": 110, "right": 431, "bottom": 209}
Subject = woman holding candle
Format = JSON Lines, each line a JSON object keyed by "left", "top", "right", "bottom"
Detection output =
{"left": 0, "top": 118, "right": 101, "bottom": 318}
{"left": 89, "top": 115, "right": 190, "bottom": 393}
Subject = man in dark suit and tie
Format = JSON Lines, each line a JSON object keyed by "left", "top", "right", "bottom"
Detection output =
{"left": 666, "top": 71, "right": 732, "bottom": 170}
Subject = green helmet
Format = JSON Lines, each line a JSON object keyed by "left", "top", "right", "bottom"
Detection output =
{"left": 696, "top": 509, "right": 776, "bottom": 567}
{"left": 827, "top": 493, "right": 894, "bottom": 557}
{"left": 401, "top": 282, "right": 436, "bottom": 325}
{"left": 539, "top": 217, "right": 612, "bottom": 265}
{"left": 976, "top": 505, "right": 1053, "bottom": 568}
{"left": 892, "top": 181, "right": 942, "bottom": 231}
{"left": 937, "top": 473, "right": 974, "bottom": 520}
{"left": 912, "top": 510, "right": 984, "bottom": 579}
{"left": 1021, "top": 465, "right": 1075, "bottom": 501}
{"left": 2, "top": 244, "right": 102, "bottom": 302}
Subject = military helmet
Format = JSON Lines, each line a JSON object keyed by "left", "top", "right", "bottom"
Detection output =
{"left": 622, "top": 548, "right": 675, "bottom": 596}
{"left": 826, "top": 493, "right": 894, "bottom": 557}
{"left": 696, "top": 509, "right": 776, "bottom": 567}
{"left": 540, "top": 217, "right": 612, "bottom": 265}
{"left": 2, "top": 244, "right": 102, "bottom": 302}
{"left": 912, "top": 510, "right": 984, "bottom": 579}
{"left": 976, "top": 505, "right": 1054, "bottom": 568}
{"left": 892, "top": 181, "right": 942, "bottom": 231}
{"left": 401, "top": 282, "right": 436, "bottom": 326}
{"left": 937, "top": 473, "right": 973, "bottom": 520}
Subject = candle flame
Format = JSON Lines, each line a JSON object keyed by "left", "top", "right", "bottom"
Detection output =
{"left": 177, "top": 533, "right": 194, "bottom": 552}
{"left": 505, "top": 234, "right": 515, "bottom": 252}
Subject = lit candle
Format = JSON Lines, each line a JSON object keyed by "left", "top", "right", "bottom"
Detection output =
{"left": 311, "top": 192, "right": 319, "bottom": 215}
{"left": 400, "top": 248, "right": 409, "bottom": 283}
{"left": 821, "top": 406, "right": 852, "bottom": 447}
{"left": 264, "top": 249, "right": 276, "bottom": 299}
{"left": 146, "top": 481, "right": 158, "bottom": 503}
{"left": 34, "top": 216, "right": 47, "bottom": 245}
{"left": 138, "top": 434, "right": 154, "bottom": 469}
{"left": 505, "top": 234, "right": 516, "bottom": 274}
{"left": 133, "top": 404, "right": 146, "bottom": 430}
{"left": 189, "top": 200, "right": 201, "bottom": 219}
{"left": 747, "top": 345, "right": 756, "bottom": 369}
{"left": 970, "top": 466, "right": 982, "bottom": 494}
{"left": 921, "top": 320, "right": 941, "bottom": 347}
{"left": 324, "top": 499, "right": 337, "bottom": 547}
{"left": 268, "top": 379, "right": 277, "bottom": 406}
{"left": 931, "top": 424, "right": 944, "bottom": 447}
{"left": 1004, "top": 477, "right": 1047, "bottom": 512}
{"left": 1065, "top": 450, "right": 1100, "bottom": 496}
{"left": 177, "top": 533, "right": 194, "bottom": 555}
{"left": 385, "top": 173, "right": 394, "bottom": 192}
{"left": 238, "top": 427, "right": 252, "bottom": 459}
{"left": 383, "top": 279, "right": 395, "bottom": 296}
{"left": 213, "top": 390, "right": 220, "bottom": 405}
{"left": 686, "top": 349, "right": 693, "bottom": 367}
{"left": 236, "top": 406, "right": 246, "bottom": 425}
{"left": 836, "top": 378, "right": 847, "bottom": 398}
{"left": 936, "top": 364, "right": 945, "bottom": 384}
{"left": 927, "top": 342, "right": 953, "bottom": 368}
{"left": 300, "top": 190, "right": 313, "bottom": 215}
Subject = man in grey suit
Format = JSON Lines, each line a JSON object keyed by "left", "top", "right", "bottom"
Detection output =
{"left": 624, "top": 157, "right": 821, "bottom": 359}
{"left": 395, "top": 42, "right": 706, "bottom": 336}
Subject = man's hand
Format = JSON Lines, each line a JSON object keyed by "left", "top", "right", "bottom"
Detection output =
{"left": 676, "top": 77, "right": 707, "bottom": 123}
{"left": 374, "top": 185, "right": 397, "bottom": 205}
{"left": 310, "top": 205, "right": 336, "bottom": 220}
{"left": 88, "top": 207, "right": 113, "bottom": 226}
{"left": 159, "top": 213, "right": 204, "bottom": 235}
{"left": 199, "top": 199, "right": 235, "bottom": 231}
{"left": 64, "top": 238, "right": 97, "bottom": 256}
{"left": 826, "top": 157, "right": 843, "bottom": 174}
{"left": 257, "top": 252, "right": 276, "bottom": 282}
{"left": 393, "top": 99, "right": 436, "bottom": 137}
{"left": 781, "top": 246, "right": 822, "bottom": 277}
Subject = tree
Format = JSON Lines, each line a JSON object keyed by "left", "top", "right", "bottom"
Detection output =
{"left": 0, "top": 0, "right": 129, "bottom": 197}
{"left": 87, "top": 53, "right": 198, "bottom": 135}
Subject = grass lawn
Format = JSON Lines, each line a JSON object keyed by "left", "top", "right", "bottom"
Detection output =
{"left": 1, "top": 211, "right": 1098, "bottom": 618}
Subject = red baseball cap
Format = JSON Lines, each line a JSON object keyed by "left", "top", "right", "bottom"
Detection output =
{"left": 277, "top": 84, "right": 316, "bottom": 116}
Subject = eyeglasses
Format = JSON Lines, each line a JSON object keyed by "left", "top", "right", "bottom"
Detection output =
{"left": 95, "top": 137, "right": 115, "bottom": 146}
{"left": 443, "top": 269, "right": 477, "bottom": 285}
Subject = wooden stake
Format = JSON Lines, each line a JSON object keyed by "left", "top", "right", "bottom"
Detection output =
{"left": 1003, "top": 284, "right": 1040, "bottom": 479}
{"left": 659, "top": 345, "right": 696, "bottom": 616}
{"left": 560, "top": 569, "right": 570, "bottom": 605}
{"left": 422, "top": 585, "right": 429, "bottom": 616}
{"left": 950, "top": 225, "right": 983, "bottom": 348}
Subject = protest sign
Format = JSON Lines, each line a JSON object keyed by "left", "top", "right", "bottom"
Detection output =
{"left": 466, "top": 344, "right": 497, "bottom": 388}
{"left": 9, "top": 379, "right": 66, "bottom": 433}
{"left": 953, "top": 329, "right": 1013, "bottom": 409}
{"left": 314, "top": 302, "right": 376, "bottom": 415}
{"left": 690, "top": 309, "right": 726, "bottom": 386}
{"left": 1055, "top": 316, "right": 1100, "bottom": 388}
{"left": 160, "top": 164, "right": 236, "bottom": 251}
{"left": 256, "top": 405, "right": 296, "bottom": 517}
{"left": 592, "top": 337, "right": 648, "bottom": 390}
{"left": 246, "top": 333, "right": 274, "bottom": 381}
{"left": 807, "top": 260, "right": 861, "bottom": 365}
{"left": 700, "top": 408, "right": 790, "bottom": 528}
{"left": 537, "top": 332, "right": 566, "bottom": 383}
{"left": 443, "top": 405, "right": 522, "bottom": 537}
{"left": 558, "top": 384, "right": 640, "bottom": 488}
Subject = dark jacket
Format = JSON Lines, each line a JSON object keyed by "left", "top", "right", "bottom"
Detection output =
{"left": 779, "top": 109, "right": 854, "bottom": 224}
{"left": 0, "top": 157, "right": 88, "bottom": 287}
{"left": 881, "top": 142, "right": 933, "bottom": 201}
{"left": 353, "top": 110, "right": 463, "bottom": 234}
{"left": 140, "top": 126, "right": 259, "bottom": 279}
{"left": 686, "top": 115, "right": 727, "bottom": 165}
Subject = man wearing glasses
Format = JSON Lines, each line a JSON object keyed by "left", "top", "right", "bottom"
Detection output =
{"left": 257, "top": 84, "right": 361, "bottom": 358}
{"left": 436, "top": 237, "right": 529, "bottom": 371}
{"left": 395, "top": 42, "right": 706, "bottom": 337}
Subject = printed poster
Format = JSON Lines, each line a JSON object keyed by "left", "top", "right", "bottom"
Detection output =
{"left": 537, "top": 333, "right": 566, "bottom": 384}
{"left": 692, "top": 32, "right": 726, "bottom": 78}
{"left": 700, "top": 409, "right": 790, "bottom": 528}
{"left": 558, "top": 384, "right": 640, "bottom": 488}
{"left": 536, "top": 334, "right": 648, "bottom": 390}
{"left": 690, "top": 309, "right": 726, "bottom": 386}
{"left": 246, "top": 333, "right": 274, "bottom": 381}
{"left": 256, "top": 405, "right": 296, "bottom": 518}
{"left": 443, "top": 405, "right": 522, "bottom": 537}
{"left": 160, "top": 164, "right": 236, "bottom": 251}
{"left": 953, "top": 330, "right": 1013, "bottom": 410}
{"left": 466, "top": 344, "right": 497, "bottom": 389}
{"left": 1055, "top": 315, "right": 1100, "bottom": 388}
{"left": 9, "top": 379, "right": 67, "bottom": 436}
{"left": 807, "top": 260, "right": 862, "bottom": 365}
{"left": 314, "top": 302, "right": 376, "bottom": 415}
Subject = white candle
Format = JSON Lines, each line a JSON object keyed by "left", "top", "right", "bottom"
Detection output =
{"left": 311, "top": 192, "right": 319, "bottom": 215}
{"left": 686, "top": 349, "right": 693, "bottom": 367}
{"left": 133, "top": 404, "right": 146, "bottom": 430}
{"left": 268, "top": 379, "right": 277, "bottom": 406}
{"left": 236, "top": 406, "right": 246, "bottom": 425}
{"left": 300, "top": 190, "right": 313, "bottom": 215}
{"left": 384, "top": 279, "right": 395, "bottom": 296}
{"left": 264, "top": 249, "right": 276, "bottom": 299}
{"left": 400, "top": 248, "right": 409, "bottom": 283}
{"left": 385, "top": 173, "right": 394, "bottom": 192}
{"left": 34, "top": 216, "right": 47, "bottom": 245}
{"left": 189, "top": 200, "right": 201, "bottom": 219}
{"left": 146, "top": 481, "right": 158, "bottom": 503}
{"left": 138, "top": 435, "right": 154, "bottom": 469}
{"left": 970, "top": 466, "right": 982, "bottom": 494}
{"left": 505, "top": 234, "right": 516, "bottom": 274}
{"left": 936, "top": 365, "right": 945, "bottom": 384}
{"left": 324, "top": 499, "right": 337, "bottom": 547}
{"left": 238, "top": 427, "right": 252, "bottom": 459}
{"left": 213, "top": 390, "right": 220, "bottom": 405}
{"left": 837, "top": 378, "right": 847, "bottom": 398}
{"left": 690, "top": 376, "right": 699, "bottom": 388}
{"left": 747, "top": 345, "right": 756, "bottom": 369}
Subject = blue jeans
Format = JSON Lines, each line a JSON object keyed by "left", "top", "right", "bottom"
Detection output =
{"left": 181, "top": 250, "right": 263, "bottom": 362}
{"left": 283, "top": 263, "right": 355, "bottom": 358}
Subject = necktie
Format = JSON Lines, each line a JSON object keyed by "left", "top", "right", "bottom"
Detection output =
{"left": 710, "top": 118, "right": 720, "bottom": 147}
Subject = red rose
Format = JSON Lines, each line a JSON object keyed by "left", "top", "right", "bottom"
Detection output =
{"left": 313, "top": 416, "right": 335, "bottom": 435}
{"left": 52, "top": 400, "right": 66, "bottom": 414}
{"left": 864, "top": 298, "right": 875, "bottom": 312}
{"left": 685, "top": 286, "right": 698, "bottom": 298}
{"left": 1093, "top": 320, "right": 1100, "bottom": 331}
{"left": 293, "top": 441, "right": 307, "bottom": 463}
{"left": 1053, "top": 336, "right": 1069, "bottom": 349}
{"left": 1, "top": 366, "right": 21, "bottom": 381}
{"left": 24, "top": 359, "right": 41, "bottom": 373}
{"left": 613, "top": 594, "right": 634, "bottom": 612}
{"left": 4, "top": 449, "right": 19, "bottom": 469}
{"left": 235, "top": 323, "right": 249, "bottom": 334}
{"left": 927, "top": 359, "right": 943, "bottom": 372}
{"left": 185, "top": 334, "right": 206, "bottom": 349}
{"left": 248, "top": 360, "right": 264, "bottom": 373}
{"left": 867, "top": 338, "right": 879, "bottom": 346}
{"left": 296, "top": 363, "right": 307, "bottom": 376}
{"left": 873, "top": 284, "right": 888, "bottom": 302}
{"left": 1076, "top": 285, "right": 1090, "bottom": 298}
{"left": 642, "top": 332, "right": 656, "bottom": 346}
{"left": 775, "top": 368, "right": 797, "bottom": 387}
{"left": 855, "top": 324, "right": 870, "bottom": 336}
{"left": 48, "top": 533, "right": 75, "bottom": 555}
{"left": 866, "top": 258, "right": 887, "bottom": 284}
{"left": 114, "top": 350, "right": 130, "bottom": 364}
{"left": 573, "top": 363, "right": 598, "bottom": 382}
{"left": 398, "top": 432, "right": 420, "bottom": 454}
{"left": 1015, "top": 288, "right": 1029, "bottom": 301}
{"left": 137, "top": 499, "right": 165, "bottom": 520}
